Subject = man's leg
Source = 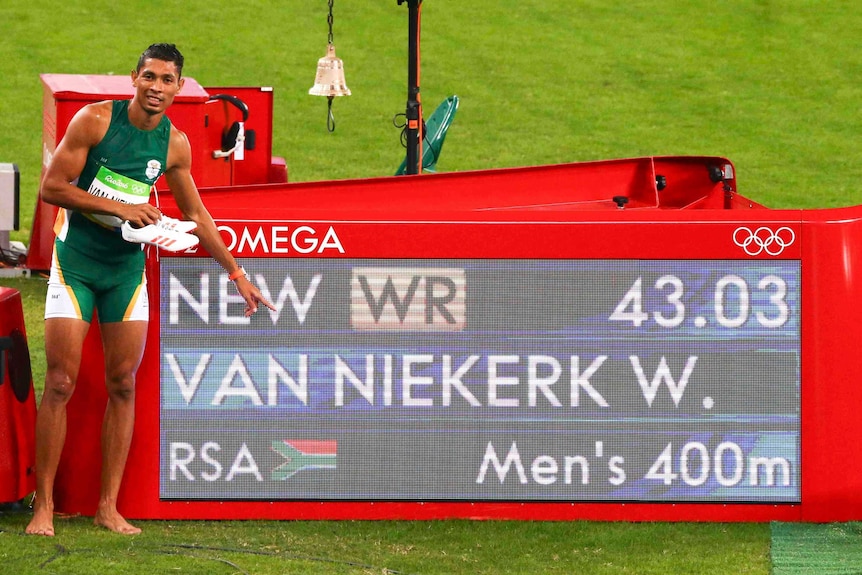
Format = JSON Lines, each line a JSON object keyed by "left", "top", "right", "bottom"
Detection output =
{"left": 93, "top": 320, "right": 147, "bottom": 535}
{"left": 26, "top": 318, "right": 90, "bottom": 536}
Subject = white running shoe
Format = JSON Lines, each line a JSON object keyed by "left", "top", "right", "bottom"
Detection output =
{"left": 121, "top": 220, "right": 200, "bottom": 252}
{"left": 155, "top": 215, "right": 198, "bottom": 233}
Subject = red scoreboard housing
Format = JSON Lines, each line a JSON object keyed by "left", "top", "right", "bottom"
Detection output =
{"left": 50, "top": 155, "right": 862, "bottom": 522}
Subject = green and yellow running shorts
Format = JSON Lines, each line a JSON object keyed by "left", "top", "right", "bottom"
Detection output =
{"left": 45, "top": 238, "right": 149, "bottom": 323}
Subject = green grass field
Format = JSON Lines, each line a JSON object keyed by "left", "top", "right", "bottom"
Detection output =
{"left": 1, "top": 0, "right": 860, "bottom": 572}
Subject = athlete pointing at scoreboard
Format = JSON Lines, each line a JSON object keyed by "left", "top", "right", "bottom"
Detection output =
{"left": 26, "top": 43, "right": 275, "bottom": 536}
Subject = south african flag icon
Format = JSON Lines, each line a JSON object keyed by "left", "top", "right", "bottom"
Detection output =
{"left": 271, "top": 440, "right": 337, "bottom": 480}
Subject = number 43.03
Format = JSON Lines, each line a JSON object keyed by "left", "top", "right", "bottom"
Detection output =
{"left": 609, "top": 274, "right": 790, "bottom": 329}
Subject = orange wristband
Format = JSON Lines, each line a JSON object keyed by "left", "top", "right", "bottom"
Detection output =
{"left": 228, "top": 267, "right": 247, "bottom": 281}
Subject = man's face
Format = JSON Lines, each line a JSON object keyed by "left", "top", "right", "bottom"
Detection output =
{"left": 131, "top": 58, "right": 184, "bottom": 115}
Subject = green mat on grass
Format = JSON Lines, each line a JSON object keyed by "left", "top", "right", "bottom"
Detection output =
{"left": 772, "top": 522, "right": 862, "bottom": 574}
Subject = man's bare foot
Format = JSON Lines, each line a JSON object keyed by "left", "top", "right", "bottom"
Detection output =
{"left": 94, "top": 509, "right": 141, "bottom": 535}
{"left": 25, "top": 506, "right": 55, "bottom": 537}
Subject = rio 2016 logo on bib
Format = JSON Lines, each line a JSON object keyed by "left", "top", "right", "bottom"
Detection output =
{"left": 89, "top": 166, "right": 151, "bottom": 204}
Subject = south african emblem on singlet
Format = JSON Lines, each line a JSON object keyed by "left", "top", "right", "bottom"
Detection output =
{"left": 146, "top": 159, "right": 162, "bottom": 180}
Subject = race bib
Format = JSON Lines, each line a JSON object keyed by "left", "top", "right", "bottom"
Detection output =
{"left": 85, "top": 166, "right": 151, "bottom": 228}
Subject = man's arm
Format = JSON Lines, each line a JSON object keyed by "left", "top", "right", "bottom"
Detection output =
{"left": 41, "top": 101, "right": 162, "bottom": 227}
{"left": 164, "top": 126, "right": 275, "bottom": 316}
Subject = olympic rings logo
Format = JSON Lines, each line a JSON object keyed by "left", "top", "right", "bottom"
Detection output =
{"left": 733, "top": 226, "right": 796, "bottom": 256}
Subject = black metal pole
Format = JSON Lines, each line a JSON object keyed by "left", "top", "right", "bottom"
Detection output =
{"left": 399, "top": 0, "right": 423, "bottom": 175}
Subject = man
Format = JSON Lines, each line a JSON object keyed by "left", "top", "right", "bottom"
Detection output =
{"left": 25, "top": 43, "right": 275, "bottom": 536}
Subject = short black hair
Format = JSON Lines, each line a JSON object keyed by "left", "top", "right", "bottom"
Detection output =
{"left": 137, "top": 43, "right": 184, "bottom": 77}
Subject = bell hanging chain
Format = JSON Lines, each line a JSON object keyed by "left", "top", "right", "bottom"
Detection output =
{"left": 328, "top": 0, "right": 334, "bottom": 45}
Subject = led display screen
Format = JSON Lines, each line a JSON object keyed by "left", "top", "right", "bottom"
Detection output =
{"left": 160, "top": 258, "right": 800, "bottom": 502}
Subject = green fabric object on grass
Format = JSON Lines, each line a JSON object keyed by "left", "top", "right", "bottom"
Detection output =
{"left": 771, "top": 521, "right": 862, "bottom": 574}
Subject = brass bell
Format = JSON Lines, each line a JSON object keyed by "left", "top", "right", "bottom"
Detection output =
{"left": 309, "top": 44, "right": 351, "bottom": 97}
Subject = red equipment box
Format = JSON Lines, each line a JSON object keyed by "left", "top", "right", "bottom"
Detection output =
{"left": 28, "top": 74, "right": 286, "bottom": 271}
{"left": 0, "top": 287, "right": 36, "bottom": 503}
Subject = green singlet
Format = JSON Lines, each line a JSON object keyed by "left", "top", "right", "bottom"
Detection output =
{"left": 46, "top": 99, "right": 172, "bottom": 323}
